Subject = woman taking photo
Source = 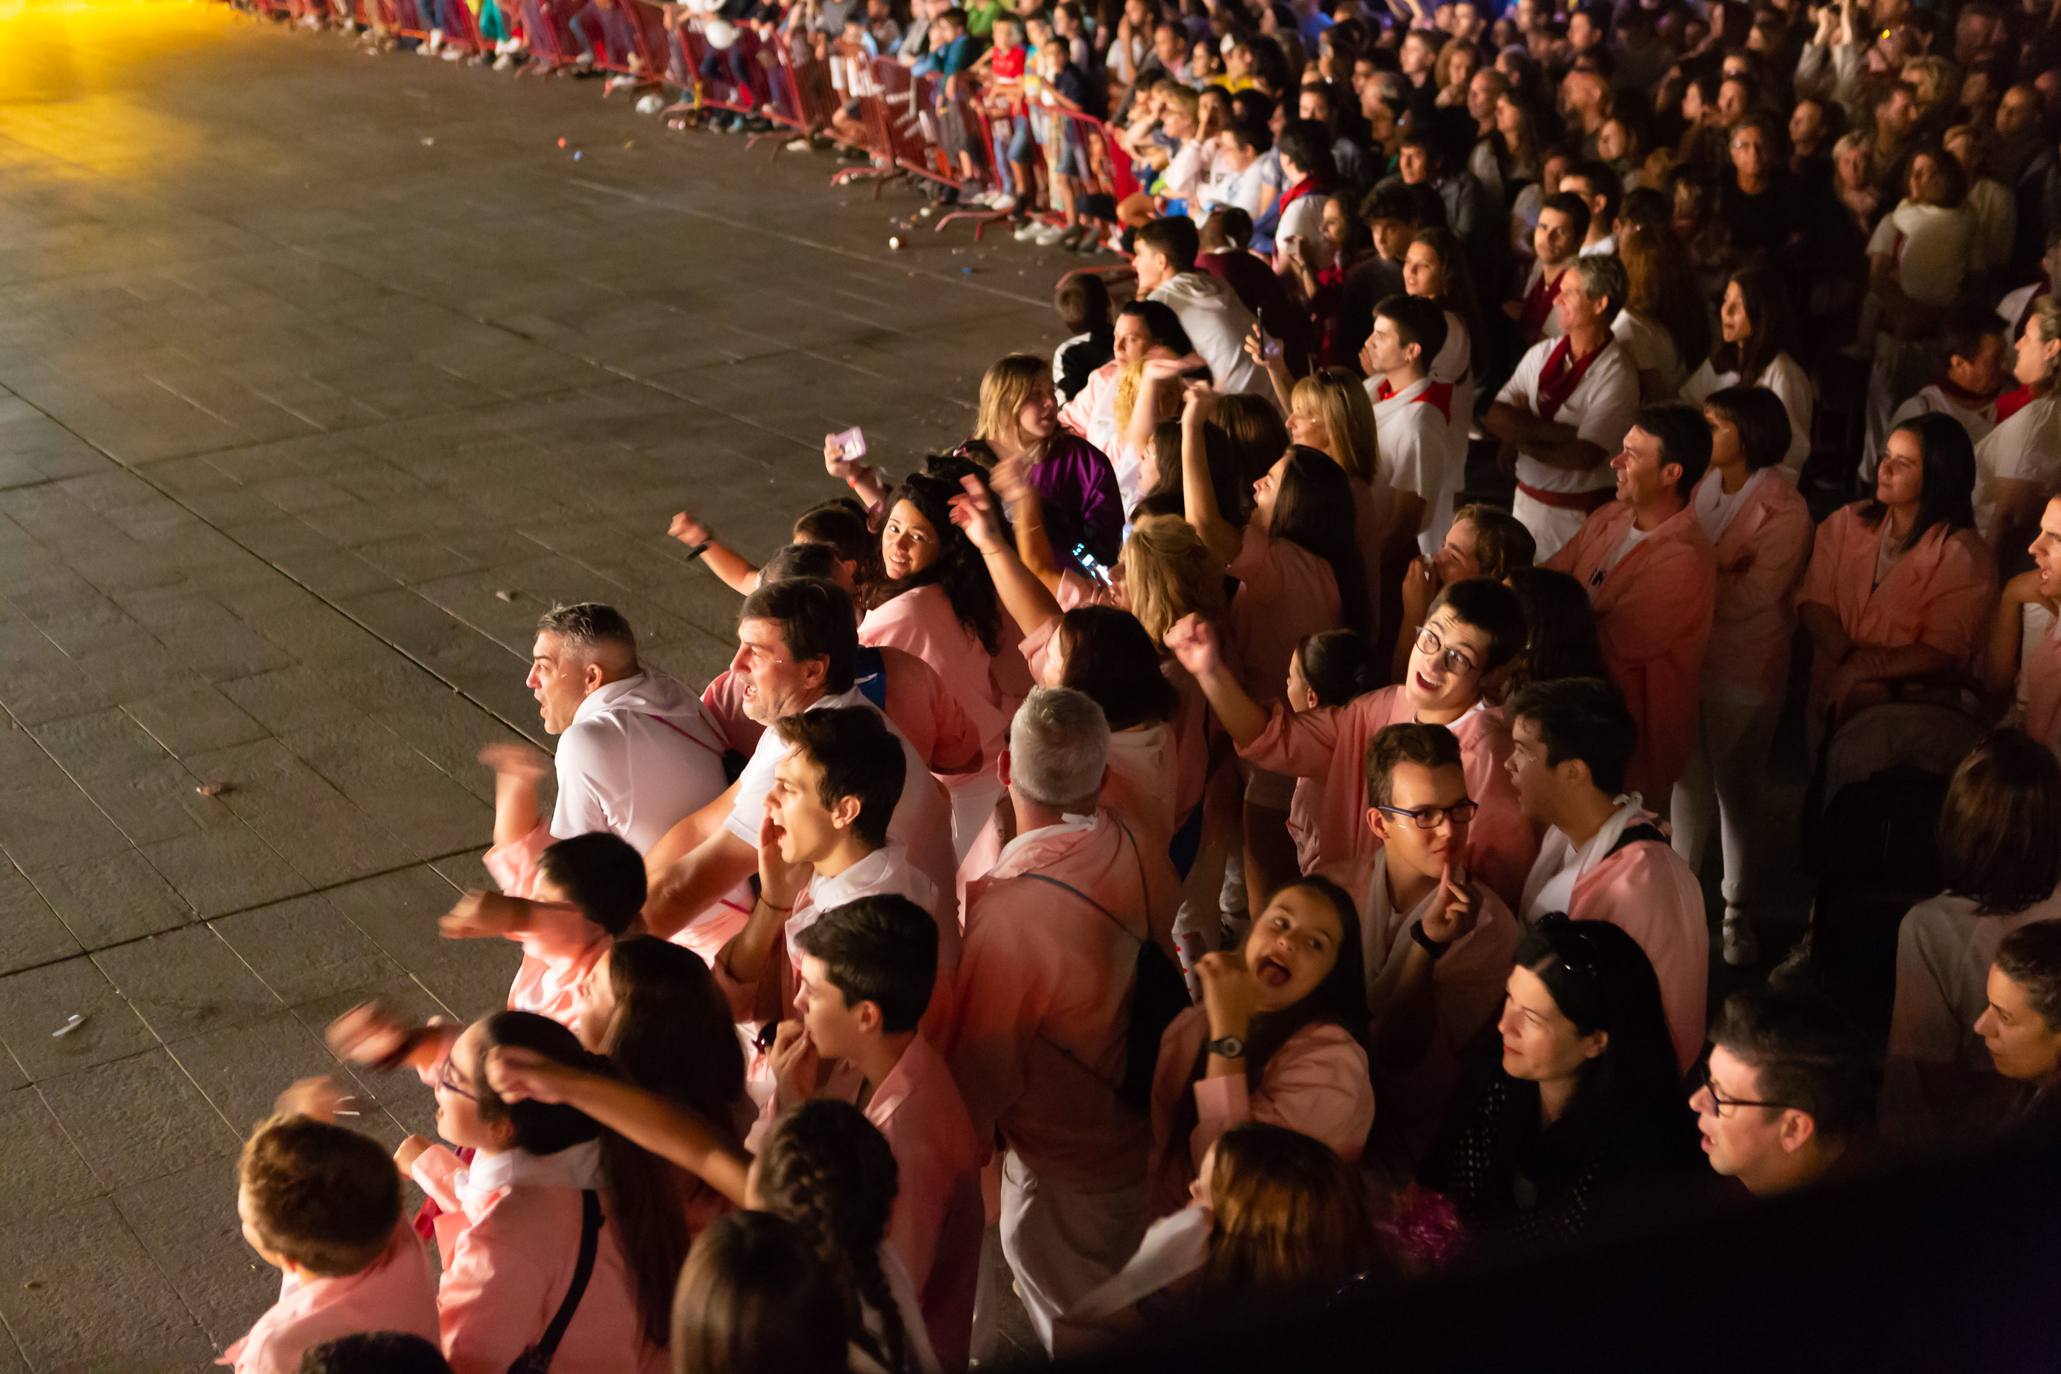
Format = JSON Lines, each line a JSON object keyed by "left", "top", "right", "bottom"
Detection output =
{"left": 1422, "top": 918, "right": 1694, "bottom": 1261}
{"left": 1673, "top": 387, "right": 1813, "bottom": 968}
{"left": 972, "top": 353, "right": 1125, "bottom": 567}
{"left": 1796, "top": 413, "right": 1997, "bottom": 729}
{"left": 1147, "top": 876, "right": 1374, "bottom": 1215}
{"left": 1680, "top": 268, "right": 1813, "bottom": 479}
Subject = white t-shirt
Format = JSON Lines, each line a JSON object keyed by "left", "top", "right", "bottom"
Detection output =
{"left": 1147, "top": 272, "right": 1267, "bottom": 396}
{"left": 1867, "top": 382, "right": 2003, "bottom": 478}
{"left": 1973, "top": 392, "right": 2061, "bottom": 535}
{"left": 1610, "top": 309, "right": 1685, "bottom": 398}
{"left": 1680, "top": 350, "right": 1813, "bottom": 480}
{"left": 724, "top": 685, "right": 940, "bottom": 856}
{"left": 1368, "top": 374, "right": 1454, "bottom": 554}
{"left": 1494, "top": 334, "right": 1639, "bottom": 495}
{"left": 1276, "top": 192, "right": 1332, "bottom": 269}
{"left": 1602, "top": 521, "right": 1652, "bottom": 575}
{"left": 553, "top": 672, "right": 730, "bottom": 855}
{"left": 1691, "top": 466, "right": 1766, "bottom": 545}
{"left": 1866, "top": 200, "right": 1974, "bottom": 308}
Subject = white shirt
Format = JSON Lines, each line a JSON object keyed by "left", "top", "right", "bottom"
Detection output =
{"left": 724, "top": 686, "right": 946, "bottom": 860}
{"left": 1520, "top": 794, "right": 1644, "bottom": 922}
{"left": 552, "top": 671, "right": 730, "bottom": 855}
{"left": 784, "top": 843, "right": 939, "bottom": 967}
{"left": 1369, "top": 373, "right": 1453, "bottom": 554}
{"left": 1680, "top": 350, "right": 1814, "bottom": 480}
{"left": 1147, "top": 272, "right": 1267, "bottom": 396}
{"left": 1276, "top": 192, "right": 1332, "bottom": 269}
{"left": 1495, "top": 334, "right": 1639, "bottom": 495}
{"left": 1973, "top": 391, "right": 2061, "bottom": 535}
{"left": 1610, "top": 309, "right": 1684, "bottom": 397}
{"left": 1867, "top": 200, "right": 1973, "bottom": 308}
{"left": 1602, "top": 521, "right": 1653, "bottom": 576}
{"left": 1580, "top": 232, "right": 1617, "bottom": 257}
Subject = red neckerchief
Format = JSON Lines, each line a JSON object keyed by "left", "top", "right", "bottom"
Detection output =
{"left": 1520, "top": 264, "right": 1567, "bottom": 342}
{"left": 1535, "top": 334, "right": 1610, "bottom": 422}
{"left": 1997, "top": 384, "right": 2038, "bottom": 424}
{"left": 1374, "top": 376, "right": 1455, "bottom": 420}
{"left": 1278, "top": 175, "right": 1327, "bottom": 215}
{"left": 1374, "top": 378, "right": 1397, "bottom": 401}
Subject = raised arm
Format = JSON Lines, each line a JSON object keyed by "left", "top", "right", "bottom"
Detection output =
{"left": 824, "top": 431, "right": 889, "bottom": 517}
{"left": 952, "top": 474, "right": 1063, "bottom": 638}
{"left": 1177, "top": 381, "right": 1243, "bottom": 565}
{"left": 485, "top": 1047, "right": 751, "bottom": 1205}
{"left": 1164, "top": 614, "right": 1268, "bottom": 746}
{"left": 668, "top": 511, "right": 762, "bottom": 596}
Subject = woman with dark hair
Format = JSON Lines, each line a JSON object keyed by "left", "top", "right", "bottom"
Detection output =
{"left": 1402, "top": 226, "right": 1484, "bottom": 437}
{"left": 1796, "top": 413, "right": 1998, "bottom": 723}
{"left": 671, "top": 1212, "right": 850, "bottom": 1374}
{"left": 1066, "top": 1122, "right": 1383, "bottom": 1330}
{"left": 1890, "top": 729, "right": 2061, "bottom": 1070}
{"left": 1613, "top": 219, "right": 1709, "bottom": 400}
{"left": 1494, "top": 566, "right": 1612, "bottom": 703}
{"left": 666, "top": 498, "right": 879, "bottom": 602}
{"left": 1147, "top": 876, "right": 1374, "bottom": 1214}
{"left": 1284, "top": 628, "right": 1380, "bottom": 873}
{"left": 1680, "top": 267, "right": 1813, "bottom": 478}
{"left": 1674, "top": 386, "right": 1814, "bottom": 968}
{"left": 1421, "top": 918, "right": 1696, "bottom": 1259}
{"left": 858, "top": 470, "right": 1018, "bottom": 859}
{"left": 568, "top": 935, "right": 747, "bottom": 1143}
{"left": 398, "top": 1011, "right": 690, "bottom": 1374}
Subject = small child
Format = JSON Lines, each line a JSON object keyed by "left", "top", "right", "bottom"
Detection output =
{"left": 226, "top": 1114, "right": 439, "bottom": 1374}
{"left": 971, "top": 13, "right": 1035, "bottom": 210}
{"left": 1051, "top": 274, "right": 1114, "bottom": 402}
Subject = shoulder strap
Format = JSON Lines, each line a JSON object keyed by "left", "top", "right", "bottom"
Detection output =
{"left": 518, "top": 1190, "right": 602, "bottom": 1374}
{"left": 853, "top": 645, "right": 889, "bottom": 710}
{"left": 1015, "top": 818, "right": 1150, "bottom": 947}
{"left": 640, "top": 712, "right": 725, "bottom": 760}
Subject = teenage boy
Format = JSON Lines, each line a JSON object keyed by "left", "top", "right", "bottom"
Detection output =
{"left": 1163, "top": 578, "right": 1537, "bottom": 907}
{"left": 1364, "top": 293, "right": 1457, "bottom": 555}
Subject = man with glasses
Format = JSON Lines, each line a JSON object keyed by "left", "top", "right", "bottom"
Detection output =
{"left": 1163, "top": 578, "right": 1537, "bottom": 907}
{"left": 1546, "top": 402, "right": 1718, "bottom": 814}
{"left": 1693, "top": 985, "right": 1875, "bottom": 1197}
{"left": 1507, "top": 676, "right": 1708, "bottom": 1074}
{"left": 1327, "top": 722, "right": 1520, "bottom": 1167}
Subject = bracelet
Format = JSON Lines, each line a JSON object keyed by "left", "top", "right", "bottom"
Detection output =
{"left": 757, "top": 895, "right": 795, "bottom": 913}
{"left": 683, "top": 541, "right": 710, "bottom": 562}
{"left": 1410, "top": 920, "right": 1451, "bottom": 960}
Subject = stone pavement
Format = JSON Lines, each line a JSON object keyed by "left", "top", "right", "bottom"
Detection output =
{"left": 0, "top": 5, "right": 1069, "bottom": 1367}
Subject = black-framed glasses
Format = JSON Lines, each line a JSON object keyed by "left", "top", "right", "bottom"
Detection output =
{"left": 1374, "top": 798, "right": 1479, "bottom": 829}
{"left": 1689, "top": 1061, "right": 1796, "bottom": 1118}
{"left": 436, "top": 1056, "right": 478, "bottom": 1103}
{"left": 1415, "top": 624, "right": 1481, "bottom": 676}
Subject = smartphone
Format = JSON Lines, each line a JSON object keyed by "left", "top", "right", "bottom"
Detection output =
{"left": 1072, "top": 542, "right": 1114, "bottom": 588}
{"left": 832, "top": 426, "right": 868, "bottom": 461}
{"left": 1263, "top": 334, "right": 1283, "bottom": 361}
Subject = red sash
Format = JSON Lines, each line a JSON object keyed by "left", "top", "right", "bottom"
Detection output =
{"left": 1374, "top": 378, "right": 1455, "bottom": 421}
{"left": 1520, "top": 266, "right": 1566, "bottom": 342}
{"left": 1996, "top": 384, "right": 2038, "bottom": 425}
{"left": 1535, "top": 334, "right": 1610, "bottom": 422}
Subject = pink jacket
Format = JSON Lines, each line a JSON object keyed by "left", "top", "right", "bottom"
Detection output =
{"left": 700, "top": 668, "right": 765, "bottom": 758}
{"left": 1547, "top": 501, "right": 1717, "bottom": 805}
{"left": 706, "top": 649, "right": 985, "bottom": 784}
{"left": 1238, "top": 690, "right": 1538, "bottom": 909}
{"left": 1227, "top": 522, "right": 1343, "bottom": 703}
{"left": 1796, "top": 504, "right": 1999, "bottom": 715}
{"left": 861, "top": 586, "right": 1019, "bottom": 767}
{"left": 1146, "top": 1009, "right": 1374, "bottom": 1216}
{"left": 947, "top": 811, "right": 1179, "bottom": 1188}
{"left": 222, "top": 1225, "right": 440, "bottom": 1374}
{"left": 1568, "top": 822, "right": 1710, "bottom": 1075}
{"left": 1693, "top": 470, "right": 1813, "bottom": 702}
{"left": 503, "top": 906, "right": 612, "bottom": 1025}
{"left": 412, "top": 1143, "right": 667, "bottom": 1374}
{"left": 868, "top": 1035, "right": 984, "bottom": 1373}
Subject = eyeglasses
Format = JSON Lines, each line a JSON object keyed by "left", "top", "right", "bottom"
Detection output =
{"left": 1374, "top": 798, "right": 1479, "bottom": 829}
{"left": 436, "top": 1057, "right": 478, "bottom": 1103}
{"left": 1690, "top": 1061, "right": 1796, "bottom": 1118}
{"left": 1415, "top": 624, "right": 1481, "bottom": 677}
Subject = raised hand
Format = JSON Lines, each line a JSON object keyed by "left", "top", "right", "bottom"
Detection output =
{"left": 484, "top": 1044, "right": 575, "bottom": 1105}
{"left": 948, "top": 474, "right": 1007, "bottom": 555}
{"left": 668, "top": 511, "right": 714, "bottom": 546}
{"left": 1422, "top": 860, "right": 1479, "bottom": 947}
{"left": 477, "top": 742, "right": 550, "bottom": 781}
{"left": 756, "top": 811, "right": 808, "bottom": 912}
{"left": 439, "top": 890, "right": 528, "bottom": 941}
{"left": 1195, "top": 950, "right": 1260, "bottom": 1039}
{"left": 1162, "top": 613, "right": 1224, "bottom": 679}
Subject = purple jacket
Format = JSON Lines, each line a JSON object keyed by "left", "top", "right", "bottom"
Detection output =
{"left": 1029, "top": 432, "right": 1124, "bottom": 569}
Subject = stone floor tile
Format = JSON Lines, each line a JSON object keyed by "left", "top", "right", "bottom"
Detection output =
{"left": 120, "top": 685, "right": 270, "bottom": 758}
{"left": 111, "top": 1157, "right": 275, "bottom": 1353}
{"left": 36, "top": 1049, "right": 238, "bottom": 1191}
{"left": 26, "top": 850, "right": 196, "bottom": 951}
{"left": 137, "top": 825, "right": 306, "bottom": 920}
{"left": 0, "top": 1087, "right": 102, "bottom": 1226}
{"left": 0, "top": 956, "right": 158, "bottom": 1083}
{"left": 0, "top": 866, "right": 82, "bottom": 976}
{"left": 209, "top": 894, "right": 402, "bottom": 1009}
{"left": 92, "top": 927, "right": 282, "bottom": 1044}
{"left": 0, "top": 1198, "right": 217, "bottom": 1372}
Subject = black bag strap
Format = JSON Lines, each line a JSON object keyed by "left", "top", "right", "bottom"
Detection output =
{"left": 1015, "top": 817, "right": 1151, "bottom": 947}
{"left": 1607, "top": 822, "right": 1668, "bottom": 857}
{"left": 512, "top": 1190, "right": 603, "bottom": 1374}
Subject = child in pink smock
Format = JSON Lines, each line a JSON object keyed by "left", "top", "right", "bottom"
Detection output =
{"left": 225, "top": 1112, "right": 439, "bottom": 1374}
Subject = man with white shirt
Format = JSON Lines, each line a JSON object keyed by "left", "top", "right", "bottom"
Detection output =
{"left": 713, "top": 705, "right": 955, "bottom": 1044}
{"left": 643, "top": 578, "right": 955, "bottom": 961}
{"left": 1132, "top": 216, "right": 1268, "bottom": 396}
{"left": 1559, "top": 159, "right": 1621, "bottom": 257}
{"left": 1325, "top": 722, "right": 1518, "bottom": 1165}
{"left": 948, "top": 687, "right": 1180, "bottom": 1354}
{"left": 1506, "top": 192, "right": 1587, "bottom": 346}
{"left": 1866, "top": 308, "right": 2008, "bottom": 480}
{"left": 480, "top": 602, "right": 730, "bottom": 901}
{"left": 1364, "top": 293, "right": 1456, "bottom": 555}
{"left": 1487, "top": 251, "right": 1640, "bottom": 560}
{"left": 1506, "top": 676, "right": 1708, "bottom": 1075}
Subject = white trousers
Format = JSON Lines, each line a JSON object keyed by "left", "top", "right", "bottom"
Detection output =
{"left": 995, "top": 1150, "right": 1147, "bottom": 1357}
{"left": 1511, "top": 488, "right": 1589, "bottom": 564}
{"left": 1670, "top": 690, "right": 1782, "bottom": 910}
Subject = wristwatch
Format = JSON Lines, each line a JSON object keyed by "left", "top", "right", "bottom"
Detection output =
{"left": 1411, "top": 921, "right": 1451, "bottom": 961}
{"left": 1206, "top": 1035, "right": 1247, "bottom": 1060}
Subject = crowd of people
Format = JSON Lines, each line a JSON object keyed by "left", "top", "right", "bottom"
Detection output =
{"left": 215, "top": 0, "right": 2061, "bottom": 1369}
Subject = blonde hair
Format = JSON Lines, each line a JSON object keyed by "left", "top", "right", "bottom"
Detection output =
{"left": 2030, "top": 294, "right": 2061, "bottom": 349}
{"left": 1289, "top": 368, "right": 1379, "bottom": 484}
{"left": 1113, "top": 357, "right": 1181, "bottom": 442}
{"left": 1157, "top": 81, "right": 1201, "bottom": 120}
{"left": 1120, "top": 515, "right": 1228, "bottom": 645}
{"left": 975, "top": 354, "right": 1050, "bottom": 454}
